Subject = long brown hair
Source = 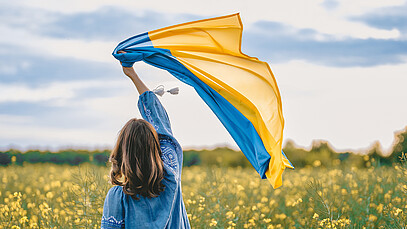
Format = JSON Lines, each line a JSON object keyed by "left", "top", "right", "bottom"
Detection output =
{"left": 109, "top": 118, "right": 165, "bottom": 200}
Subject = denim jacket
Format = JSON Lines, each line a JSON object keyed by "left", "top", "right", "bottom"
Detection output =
{"left": 101, "top": 91, "right": 190, "bottom": 229}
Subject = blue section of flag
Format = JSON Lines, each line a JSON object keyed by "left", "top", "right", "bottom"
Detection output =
{"left": 112, "top": 32, "right": 154, "bottom": 67}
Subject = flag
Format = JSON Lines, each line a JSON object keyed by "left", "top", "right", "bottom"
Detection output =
{"left": 112, "top": 13, "right": 294, "bottom": 188}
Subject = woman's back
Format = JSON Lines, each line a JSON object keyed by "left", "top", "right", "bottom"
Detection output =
{"left": 101, "top": 91, "right": 190, "bottom": 229}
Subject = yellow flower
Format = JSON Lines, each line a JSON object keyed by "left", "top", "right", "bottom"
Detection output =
{"left": 261, "top": 197, "right": 268, "bottom": 203}
{"left": 368, "top": 214, "right": 377, "bottom": 221}
{"left": 226, "top": 211, "right": 235, "bottom": 219}
{"left": 377, "top": 204, "right": 384, "bottom": 213}
{"left": 19, "top": 216, "right": 29, "bottom": 224}
{"left": 46, "top": 191, "right": 54, "bottom": 199}
{"left": 394, "top": 208, "right": 402, "bottom": 216}
{"left": 275, "top": 213, "right": 286, "bottom": 220}
{"left": 384, "top": 192, "right": 391, "bottom": 201}
{"left": 313, "top": 160, "right": 321, "bottom": 167}
{"left": 13, "top": 192, "right": 22, "bottom": 198}
{"left": 237, "top": 185, "right": 245, "bottom": 192}
{"left": 263, "top": 218, "right": 272, "bottom": 223}
{"left": 209, "top": 219, "right": 217, "bottom": 227}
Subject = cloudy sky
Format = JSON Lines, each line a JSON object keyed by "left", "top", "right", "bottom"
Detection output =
{"left": 1, "top": 0, "right": 406, "bottom": 153}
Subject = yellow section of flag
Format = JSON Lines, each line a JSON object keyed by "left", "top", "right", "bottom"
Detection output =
{"left": 149, "top": 14, "right": 293, "bottom": 188}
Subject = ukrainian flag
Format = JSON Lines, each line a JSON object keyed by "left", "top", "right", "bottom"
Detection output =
{"left": 112, "top": 13, "right": 294, "bottom": 188}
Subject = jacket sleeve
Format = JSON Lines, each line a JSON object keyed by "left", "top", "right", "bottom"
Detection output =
{"left": 137, "top": 91, "right": 173, "bottom": 138}
{"left": 101, "top": 186, "right": 125, "bottom": 229}
{"left": 137, "top": 90, "right": 183, "bottom": 174}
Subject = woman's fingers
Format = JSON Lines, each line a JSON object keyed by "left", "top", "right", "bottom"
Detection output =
{"left": 116, "top": 50, "right": 137, "bottom": 78}
{"left": 117, "top": 50, "right": 126, "bottom": 65}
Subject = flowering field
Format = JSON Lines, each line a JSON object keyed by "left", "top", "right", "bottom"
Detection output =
{"left": 0, "top": 160, "right": 406, "bottom": 228}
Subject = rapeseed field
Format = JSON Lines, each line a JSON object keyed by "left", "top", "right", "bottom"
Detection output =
{"left": 0, "top": 156, "right": 406, "bottom": 228}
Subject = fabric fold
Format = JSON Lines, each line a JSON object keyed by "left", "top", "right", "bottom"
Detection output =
{"left": 112, "top": 13, "right": 294, "bottom": 188}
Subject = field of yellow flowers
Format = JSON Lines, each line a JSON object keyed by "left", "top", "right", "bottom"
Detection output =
{"left": 0, "top": 158, "right": 406, "bottom": 228}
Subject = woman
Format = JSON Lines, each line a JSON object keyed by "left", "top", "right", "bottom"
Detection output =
{"left": 101, "top": 57, "right": 190, "bottom": 228}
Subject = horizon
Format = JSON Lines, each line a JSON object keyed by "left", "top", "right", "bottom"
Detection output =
{"left": 1, "top": 133, "right": 402, "bottom": 156}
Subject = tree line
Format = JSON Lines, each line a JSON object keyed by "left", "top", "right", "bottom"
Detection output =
{"left": 1, "top": 126, "right": 406, "bottom": 168}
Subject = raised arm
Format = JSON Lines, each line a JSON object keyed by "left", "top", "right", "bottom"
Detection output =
{"left": 117, "top": 51, "right": 173, "bottom": 137}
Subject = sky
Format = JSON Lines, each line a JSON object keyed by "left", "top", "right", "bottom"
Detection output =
{"left": 1, "top": 0, "right": 407, "bottom": 153}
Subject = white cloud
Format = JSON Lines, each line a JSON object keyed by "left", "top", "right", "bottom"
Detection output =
{"left": 0, "top": 80, "right": 125, "bottom": 103}
{"left": 335, "top": 0, "right": 405, "bottom": 15}
{"left": 1, "top": 60, "right": 406, "bottom": 152}
{"left": 9, "top": 0, "right": 405, "bottom": 40}
{"left": 272, "top": 60, "right": 407, "bottom": 153}
{"left": 0, "top": 119, "right": 115, "bottom": 149}
{"left": 0, "top": 114, "right": 34, "bottom": 124}
{"left": 0, "top": 25, "right": 114, "bottom": 63}
{"left": 1, "top": 0, "right": 405, "bottom": 66}
{"left": 0, "top": 64, "right": 17, "bottom": 74}
{"left": 0, "top": 83, "right": 73, "bottom": 103}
